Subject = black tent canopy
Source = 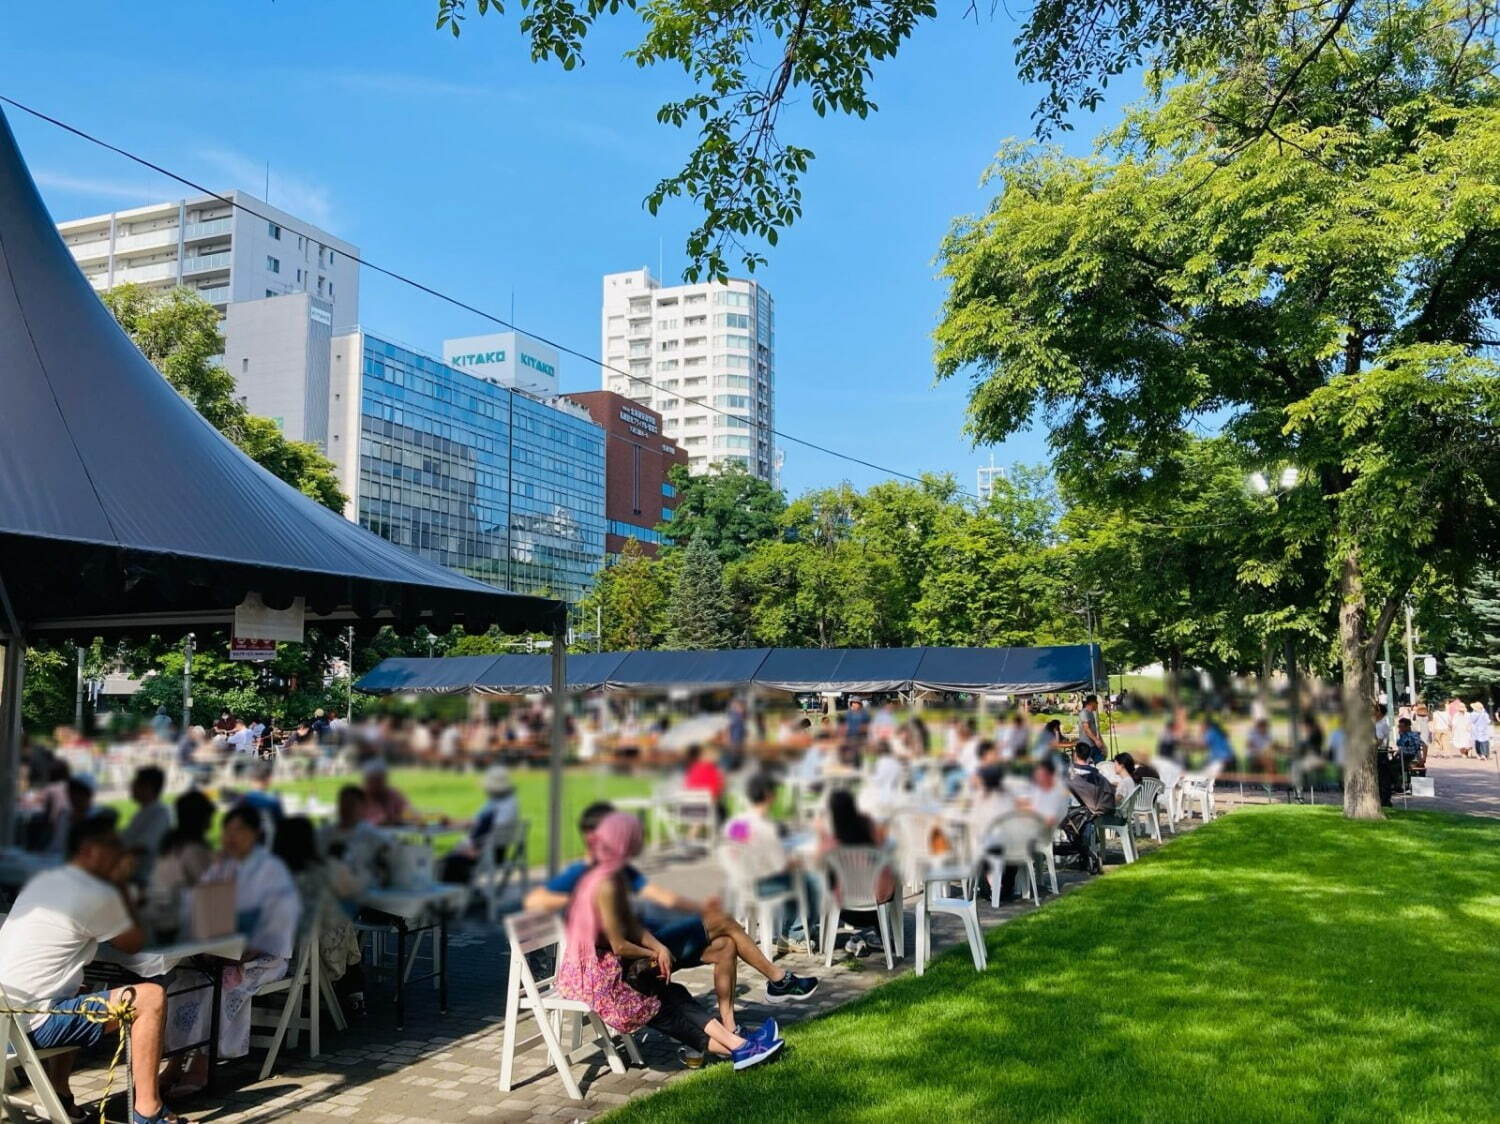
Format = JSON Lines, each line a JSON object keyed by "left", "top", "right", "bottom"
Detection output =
{"left": 356, "top": 644, "right": 1104, "bottom": 697}
{"left": 0, "top": 107, "right": 570, "bottom": 863}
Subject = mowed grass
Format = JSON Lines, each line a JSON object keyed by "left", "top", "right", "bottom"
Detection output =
{"left": 273, "top": 767, "right": 652, "bottom": 863}
{"left": 608, "top": 806, "right": 1500, "bottom": 1123}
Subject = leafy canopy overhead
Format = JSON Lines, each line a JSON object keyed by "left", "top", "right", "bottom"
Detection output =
{"left": 431, "top": 0, "right": 1499, "bottom": 279}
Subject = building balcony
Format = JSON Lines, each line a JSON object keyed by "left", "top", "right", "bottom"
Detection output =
{"left": 66, "top": 240, "right": 111, "bottom": 263}
{"left": 182, "top": 251, "right": 232, "bottom": 275}
{"left": 111, "top": 260, "right": 178, "bottom": 284}
{"left": 113, "top": 227, "right": 179, "bottom": 254}
{"left": 195, "top": 286, "right": 231, "bottom": 305}
{"left": 184, "top": 218, "right": 232, "bottom": 241}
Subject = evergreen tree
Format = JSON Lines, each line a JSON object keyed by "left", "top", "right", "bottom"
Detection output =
{"left": 1446, "top": 572, "right": 1500, "bottom": 702}
{"left": 666, "top": 534, "right": 735, "bottom": 650}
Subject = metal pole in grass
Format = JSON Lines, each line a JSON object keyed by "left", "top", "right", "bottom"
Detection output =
{"left": 547, "top": 615, "right": 568, "bottom": 877}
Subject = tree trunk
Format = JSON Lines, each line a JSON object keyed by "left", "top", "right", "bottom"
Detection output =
{"left": 1339, "top": 549, "right": 1383, "bottom": 820}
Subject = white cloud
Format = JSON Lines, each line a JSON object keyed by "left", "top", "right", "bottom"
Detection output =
{"left": 32, "top": 170, "right": 170, "bottom": 204}
{"left": 198, "top": 149, "right": 335, "bottom": 228}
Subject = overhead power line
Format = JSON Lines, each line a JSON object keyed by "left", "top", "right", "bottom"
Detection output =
{"left": 0, "top": 93, "right": 981, "bottom": 500}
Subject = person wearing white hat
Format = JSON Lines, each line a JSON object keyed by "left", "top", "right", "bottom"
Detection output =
{"left": 440, "top": 766, "right": 521, "bottom": 884}
{"left": 1469, "top": 701, "right": 1491, "bottom": 761}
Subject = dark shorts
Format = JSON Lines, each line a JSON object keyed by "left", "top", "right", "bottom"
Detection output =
{"left": 654, "top": 917, "right": 711, "bottom": 968}
{"left": 29, "top": 992, "right": 109, "bottom": 1050}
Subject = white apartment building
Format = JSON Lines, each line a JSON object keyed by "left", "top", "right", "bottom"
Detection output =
{"left": 56, "top": 191, "right": 359, "bottom": 330}
{"left": 600, "top": 268, "right": 775, "bottom": 480}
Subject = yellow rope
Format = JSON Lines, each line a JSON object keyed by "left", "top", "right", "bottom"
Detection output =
{"left": 3, "top": 993, "right": 136, "bottom": 1124}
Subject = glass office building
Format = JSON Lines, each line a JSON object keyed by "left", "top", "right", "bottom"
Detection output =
{"left": 329, "top": 332, "right": 605, "bottom": 603}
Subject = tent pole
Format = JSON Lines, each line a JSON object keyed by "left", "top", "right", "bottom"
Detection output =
{"left": 0, "top": 573, "right": 24, "bottom": 850}
{"left": 547, "top": 618, "right": 568, "bottom": 877}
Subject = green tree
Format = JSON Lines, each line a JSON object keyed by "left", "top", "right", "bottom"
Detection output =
{"left": 429, "top": 1, "right": 1480, "bottom": 280}
{"left": 666, "top": 534, "right": 736, "bottom": 649}
{"left": 102, "top": 284, "right": 346, "bottom": 511}
{"left": 578, "top": 538, "right": 673, "bottom": 651}
{"left": 1442, "top": 572, "right": 1500, "bottom": 702}
{"left": 660, "top": 463, "right": 785, "bottom": 564}
{"left": 935, "top": 0, "right": 1500, "bottom": 817}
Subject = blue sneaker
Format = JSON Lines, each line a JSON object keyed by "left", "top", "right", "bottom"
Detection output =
{"left": 751, "top": 1018, "right": 779, "bottom": 1045}
{"left": 730, "top": 1035, "right": 784, "bottom": 1071}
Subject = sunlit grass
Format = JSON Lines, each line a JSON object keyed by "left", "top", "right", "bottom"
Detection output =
{"left": 607, "top": 806, "right": 1500, "bottom": 1122}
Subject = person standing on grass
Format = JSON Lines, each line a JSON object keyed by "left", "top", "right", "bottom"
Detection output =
{"left": 556, "top": 813, "right": 784, "bottom": 1071}
{"left": 0, "top": 818, "right": 179, "bottom": 1124}
{"left": 1470, "top": 701, "right": 1492, "bottom": 761}
{"left": 1077, "top": 694, "right": 1107, "bottom": 763}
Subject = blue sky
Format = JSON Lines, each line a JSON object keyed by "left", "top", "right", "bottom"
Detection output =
{"left": 1, "top": 2, "right": 1134, "bottom": 497}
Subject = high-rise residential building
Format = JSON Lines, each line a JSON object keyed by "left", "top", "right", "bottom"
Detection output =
{"left": 56, "top": 191, "right": 359, "bottom": 329}
{"left": 564, "top": 391, "right": 688, "bottom": 557}
{"left": 600, "top": 268, "right": 775, "bottom": 480}
{"left": 328, "top": 330, "right": 606, "bottom": 603}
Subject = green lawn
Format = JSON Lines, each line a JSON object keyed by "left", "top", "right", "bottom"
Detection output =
{"left": 608, "top": 806, "right": 1500, "bottom": 1122}
{"left": 274, "top": 767, "right": 652, "bottom": 863}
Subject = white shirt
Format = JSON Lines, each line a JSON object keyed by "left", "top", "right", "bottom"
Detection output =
{"left": 1027, "top": 781, "right": 1071, "bottom": 827}
{"left": 723, "top": 807, "right": 788, "bottom": 881}
{"left": 870, "top": 754, "right": 903, "bottom": 793}
{"left": 1471, "top": 709, "right": 1492, "bottom": 743}
{"left": 228, "top": 727, "right": 256, "bottom": 754}
{"left": 121, "top": 801, "right": 174, "bottom": 870}
{"left": 0, "top": 866, "right": 132, "bottom": 1028}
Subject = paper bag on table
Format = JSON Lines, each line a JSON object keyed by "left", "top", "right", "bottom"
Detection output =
{"left": 188, "top": 877, "right": 237, "bottom": 940}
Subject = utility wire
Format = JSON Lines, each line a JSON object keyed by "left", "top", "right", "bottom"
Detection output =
{"left": 0, "top": 93, "right": 981, "bottom": 500}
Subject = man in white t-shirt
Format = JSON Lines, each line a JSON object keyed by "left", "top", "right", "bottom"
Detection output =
{"left": 0, "top": 817, "right": 174, "bottom": 1122}
{"left": 1019, "top": 759, "right": 1072, "bottom": 828}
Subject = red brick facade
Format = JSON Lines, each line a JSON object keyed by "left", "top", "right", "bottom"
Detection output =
{"left": 564, "top": 391, "right": 688, "bottom": 557}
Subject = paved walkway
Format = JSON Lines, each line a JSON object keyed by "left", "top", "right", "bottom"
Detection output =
{"left": 1405, "top": 752, "right": 1500, "bottom": 818}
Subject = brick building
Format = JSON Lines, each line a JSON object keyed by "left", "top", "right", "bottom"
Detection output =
{"left": 564, "top": 391, "right": 687, "bottom": 558}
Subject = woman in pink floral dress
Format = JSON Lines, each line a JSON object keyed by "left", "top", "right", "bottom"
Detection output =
{"left": 556, "top": 812, "right": 783, "bottom": 1070}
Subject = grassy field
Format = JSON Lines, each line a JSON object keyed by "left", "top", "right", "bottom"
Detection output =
{"left": 274, "top": 767, "right": 652, "bottom": 863}
{"left": 607, "top": 806, "right": 1500, "bottom": 1123}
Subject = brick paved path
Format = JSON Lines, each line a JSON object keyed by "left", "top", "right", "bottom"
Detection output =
{"left": 43, "top": 822, "right": 1189, "bottom": 1124}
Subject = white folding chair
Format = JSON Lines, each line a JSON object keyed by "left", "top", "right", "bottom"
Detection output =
{"left": 979, "top": 813, "right": 1047, "bottom": 907}
{"left": 1133, "top": 779, "right": 1165, "bottom": 843}
{"left": 0, "top": 986, "right": 73, "bottom": 1124}
{"left": 254, "top": 894, "right": 348, "bottom": 1080}
{"left": 914, "top": 863, "right": 987, "bottom": 976}
{"left": 718, "top": 843, "right": 813, "bottom": 957}
{"left": 655, "top": 788, "right": 716, "bottom": 854}
{"left": 498, "top": 912, "right": 641, "bottom": 1101}
{"left": 1099, "top": 788, "right": 1141, "bottom": 863}
{"left": 473, "top": 818, "right": 531, "bottom": 924}
{"left": 821, "top": 847, "right": 903, "bottom": 970}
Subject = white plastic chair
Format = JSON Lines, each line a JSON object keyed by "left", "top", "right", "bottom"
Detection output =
{"left": 655, "top": 787, "right": 716, "bottom": 853}
{"left": 820, "top": 847, "right": 903, "bottom": 970}
{"left": 473, "top": 818, "right": 531, "bottom": 924}
{"left": 0, "top": 985, "right": 73, "bottom": 1124}
{"left": 1099, "top": 787, "right": 1141, "bottom": 863}
{"left": 889, "top": 811, "right": 941, "bottom": 898}
{"left": 498, "top": 912, "right": 642, "bottom": 1101}
{"left": 914, "top": 863, "right": 987, "bottom": 976}
{"left": 1181, "top": 770, "right": 1218, "bottom": 822}
{"left": 1133, "top": 778, "right": 1165, "bottom": 842}
{"left": 979, "top": 813, "right": 1047, "bottom": 907}
{"left": 719, "top": 842, "right": 813, "bottom": 957}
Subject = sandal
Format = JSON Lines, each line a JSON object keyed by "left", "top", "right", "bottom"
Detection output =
{"left": 133, "top": 1105, "right": 189, "bottom": 1124}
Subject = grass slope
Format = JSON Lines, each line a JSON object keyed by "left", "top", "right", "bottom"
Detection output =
{"left": 608, "top": 807, "right": 1500, "bottom": 1123}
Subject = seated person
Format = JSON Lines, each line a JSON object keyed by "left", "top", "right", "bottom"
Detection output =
{"left": 1105, "top": 756, "right": 1139, "bottom": 802}
{"left": 320, "top": 786, "right": 393, "bottom": 887}
{"left": 819, "top": 790, "right": 896, "bottom": 953}
{"left": 682, "top": 744, "right": 726, "bottom": 819}
{"left": 44, "top": 777, "right": 96, "bottom": 857}
{"left": 236, "top": 761, "right": 285, "bottom": 831}
{"left": 724, "top": 773, "right": 821, "bottom": 944}
{"left": 361, "top": 759, "right": 411, "bottom": 827}
{"left": 556, "top": 812, "right": 783, "bottom": 1071}
{"left": 164, "top": 806, "right": 300, "bottom": 1095}
{"left": 439, "top": 765, "right": 521, "bottom": 884}
{"left": 121, "top": 766, "right": 172, "bottom": 881}
{"left": 0, "top": 818, "right": 177, "bottom": 1124}
{"left": 142, "top": 790, "right": 216, "bottom": 941}
{"left": 274, "top": 817, "right": 368, "bottom": 1018}
{"left": 525, "top": 802, "right": 816, "bottom": 1031}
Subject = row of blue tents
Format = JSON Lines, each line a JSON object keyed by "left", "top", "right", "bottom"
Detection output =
{"left": 356, "top": 644, "right": 1103, "bottom": 697}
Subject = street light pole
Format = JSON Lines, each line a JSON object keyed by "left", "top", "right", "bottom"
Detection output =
{"left": 1404, "top": 601, "right": 1418, "bottom": 707}
{"left": 345, "top": 626, "right": 355, "bottom": 717}
{"left": 181, "top": 632, "right": 194, "bottom": 732}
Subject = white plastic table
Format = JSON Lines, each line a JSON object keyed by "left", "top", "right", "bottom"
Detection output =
{"left": 95, "top": 933, "right": 246, "bottom": 978}
{"left": 357, "top": 884, "right": 467, "bottom": 1029}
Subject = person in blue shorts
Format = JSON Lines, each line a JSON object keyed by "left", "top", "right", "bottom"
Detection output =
{"left": 525, "top": 802, "right": 818, "bottom": 1040}
{"left": 0, "top": 817, "right": 180, "bottom": 1123}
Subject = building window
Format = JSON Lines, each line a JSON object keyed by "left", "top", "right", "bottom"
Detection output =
{"left": 684, "top": 293, "right": 707, "bottom": 305}
{"left": 662, "top": 482, "right": 676, "bottom": 498}
{"left": 661, "top": 507, "right": 674, "bottom": 520}
{"left": 714, "top": 312, "right": 750, "bottom": 329}
{"left": 241, "top": 358, "right": 249, "bottom": 373}
{"left": 266, "top": 289, "right": 276, "bottom": 298}
{"left": 268, "top": 222, "right": 282, "bottom": 240}
{"left": 266, "top": 256, "right": 280, "bottom": 273}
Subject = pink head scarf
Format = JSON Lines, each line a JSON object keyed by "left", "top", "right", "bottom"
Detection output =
{"left": 563, "top": 812, "right": 643, "bottom": 967}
